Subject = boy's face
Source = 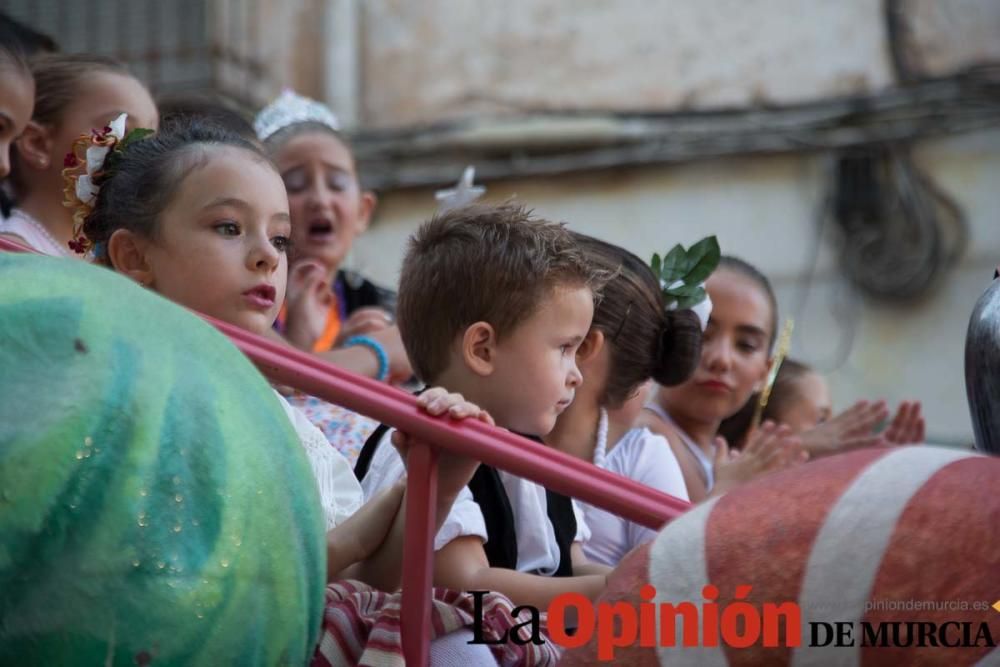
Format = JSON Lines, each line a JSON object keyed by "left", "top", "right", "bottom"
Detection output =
{"left": 487, "top": 285, "right": 593, "bottom": 436}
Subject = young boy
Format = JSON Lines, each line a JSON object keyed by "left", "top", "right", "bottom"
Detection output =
{"left": 356, "top": 202, "right": 610, "bottom": 609}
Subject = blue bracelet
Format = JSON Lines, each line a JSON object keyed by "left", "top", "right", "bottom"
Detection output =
{"left": 343, "top": 335, "right": 390, "bottom": 382}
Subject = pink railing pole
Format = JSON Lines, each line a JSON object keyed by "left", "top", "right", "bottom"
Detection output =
{"left": 400, "top": 443, "right": 438, "bottom": 667}
{"left": 207, "top": 313, "right": 691, "bottom": 527}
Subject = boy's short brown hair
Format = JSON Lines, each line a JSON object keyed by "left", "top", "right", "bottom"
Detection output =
{"left": 397, "top": 202, "right": 600, "bottom": 383}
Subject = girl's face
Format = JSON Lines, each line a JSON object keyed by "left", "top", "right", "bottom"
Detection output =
{"left": 271, "top": 130, "right": 375, "bottom": 272}
{"left": 138, "top": 147, "right": 291, "bottom": 335}
{"left": 660, "top": 268, "right": 773, "bottom": 423}
{"left": 772, "top": 371, "right": 832, "bottom": 433}
{"left": 0, "top": 64, "right": 34, "bottom": 179}
{"left": 49, "top": 71, "right": 159, "bottom": 168}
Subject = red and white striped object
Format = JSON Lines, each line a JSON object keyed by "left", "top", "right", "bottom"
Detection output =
{"left": 561, "top": 446, "right": 1000, "bottom": 666}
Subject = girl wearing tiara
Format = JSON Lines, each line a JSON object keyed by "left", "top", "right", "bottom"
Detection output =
{"left": 64, "top": 116, "right": 554, "bottom": 664}
{"left": 254, "top": 91, "right": 396, "bottom": 355}
{"left": 254, "top": 91, "right": 412, "bottom": 464}
{"left": 0, "top": 54, "right": 157, "bottom": 257}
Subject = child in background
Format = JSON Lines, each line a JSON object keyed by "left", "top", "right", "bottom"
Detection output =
{"left": 638, "top": 256, "right": 806, "bottom": 502}
{"left": 255, "top": 90, "right": 396, "bottom": 352}
{"left": 719, "top": 358, "right": 925, "bottom": 454}
{"left": 66, "top": 118, "right": 503, "bottom": 664}
{"left": 255, "top": 90, "right": 408, "bottom": 462}
{"left": 357, "top": 203, "right": 612, "bottom": 615}
{"left": 1, "top": 54, "right": 157, "bottom": 256}
{"left": 544, "top": 233, "right": 698, "bottom": 566}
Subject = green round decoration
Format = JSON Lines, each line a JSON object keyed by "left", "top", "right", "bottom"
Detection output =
{"left": 0, "top": 253, "right": 325, "bottom": 665}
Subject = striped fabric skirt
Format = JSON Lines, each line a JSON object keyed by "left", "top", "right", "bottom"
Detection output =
{"left": 312, "top": 581, "right": 561, "bottom": 666}
{"left": 560, "top": 445, "right": 1000, "bottom": 666}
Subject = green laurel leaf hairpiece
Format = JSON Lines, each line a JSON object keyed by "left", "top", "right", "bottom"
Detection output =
{"left": 651, "top": 235, "right": 721, "bottom": 310}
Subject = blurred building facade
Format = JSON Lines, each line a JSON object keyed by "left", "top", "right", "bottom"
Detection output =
{"left": 6, "top": 0, "right": 999, "bottom": 444}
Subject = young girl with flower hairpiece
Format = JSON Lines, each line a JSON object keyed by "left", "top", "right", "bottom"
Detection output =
{"left": 0, "top": 54, "right": 157, "bottom": 257}
{"left": 65, "top": 116, "right": 552, "bottom": 665}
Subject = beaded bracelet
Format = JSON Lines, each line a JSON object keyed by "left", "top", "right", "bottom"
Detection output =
{"left": 343, "top": 335, "right": 390, "bottom": 382}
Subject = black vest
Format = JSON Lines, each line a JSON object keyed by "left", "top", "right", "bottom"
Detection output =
{"left": 354, "top": 423, "right": 577, "bottom": 577}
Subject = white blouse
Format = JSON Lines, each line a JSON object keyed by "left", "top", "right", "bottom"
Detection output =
{"left": 0, "top": 209, "right": 72, "bottom": 257}
{"left": 582, "top": 426, "right": 690, "bottom": 566}
{"left": 276, "top": 391, "right": 363, "bottom": 530}
{"left": 360, "top": 428, "right": 590, "bottom": 574}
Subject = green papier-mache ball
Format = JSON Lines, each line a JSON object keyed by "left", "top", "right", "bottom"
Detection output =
{"left": 0, "top": 253, "right": 325, "bottom": 665}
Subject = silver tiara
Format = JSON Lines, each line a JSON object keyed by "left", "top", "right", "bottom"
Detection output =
{"left": 254, "top": 90, "right": 341, "bottom": 142}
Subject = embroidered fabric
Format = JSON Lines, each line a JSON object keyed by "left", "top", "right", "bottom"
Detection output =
{"left": 275, "top": 391, "right": 363, "bottom": 530}
{"left": 0, "top": 209, "right": 71, "bottom": 257}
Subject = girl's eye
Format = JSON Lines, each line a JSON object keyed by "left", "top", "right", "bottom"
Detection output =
{"left": 214, "top": 221, "right": 240, "bottom": 236}
{"left": 737, "top": 339, "right": 760, "bottom": 353}
{"left": 326, "top": 171, "right": 353, "bottom": 192}
{"left": 271, "top": 235, "right": 291, "bottom": 252}
{"left": 561, "top": 344, "right": 574, "bottom": 355}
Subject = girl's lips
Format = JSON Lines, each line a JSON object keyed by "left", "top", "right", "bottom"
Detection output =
{"left": 242, "top": 285, "right": 276, "bottom": 309}
{"left": 697, "top": 379, "right": 732, "bottom": 393}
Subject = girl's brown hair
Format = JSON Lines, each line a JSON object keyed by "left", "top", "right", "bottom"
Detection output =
{"left": 574, "top": 233, "right": 703, "bottom": 408}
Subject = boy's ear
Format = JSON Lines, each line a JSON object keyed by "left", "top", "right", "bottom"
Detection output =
{"left": 462, "top": 321, "right": 497, "bottom": 377}
{"left": 576, "top": 329, "right": 605, "bottom": 367}
{"left": 107, "top": 229, "right": 154, "bottom": 288}
{"left": 15, "top": 121, "right": 54, "bottom": 171}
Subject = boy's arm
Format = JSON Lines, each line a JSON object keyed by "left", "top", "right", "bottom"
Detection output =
{"left": 341, "top": 479, "right": 466, "bottom": 591}
{"left": 434, "top": 536, "right": 607, "bottom": 608}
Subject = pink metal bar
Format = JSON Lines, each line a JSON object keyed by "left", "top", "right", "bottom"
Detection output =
{"left": 399, "top": 442, "right": 438, "bottom": 667}
{"left": 207, "top": 314, "right": 691, "bottom": 527}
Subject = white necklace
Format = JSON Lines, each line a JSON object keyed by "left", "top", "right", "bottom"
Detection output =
{"left": 9, "top": 208, "right": 71, "bottom": 257}
{"left": 592, "top": 408, "right": 610, "bottom": 468}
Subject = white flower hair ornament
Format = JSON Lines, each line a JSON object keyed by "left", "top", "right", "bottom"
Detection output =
{"left": 254, "top": 89, "right": 341, "bottom": 143}
{"left": 62, "top": 113, "right": 153, "bottom": 255}
{"left": 651, "top": 236, "right": 721, "bottom": 331}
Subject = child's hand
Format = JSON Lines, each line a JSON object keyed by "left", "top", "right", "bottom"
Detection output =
{"left": 284, "top": 260, "right": 331, "bottom": 350}
{"left": 800, "top": 400, "right": 889, "bottom": 458}
{"left": 416, "top": 386, "right": 495, "bottom": 423}
{"left": 713, "top": 421, "right": 806, "bottom": 495}
{"left": 335, "top": 307, "right": 394, "bottom": 346}
{"left": 882, "top": 401, "right": 925, "bottom": 445}
{"left": 391, "top": 387, "right": 492, "bottom": 499}
{"left": 325, "top": 478, "right": 406, "bottom": 580}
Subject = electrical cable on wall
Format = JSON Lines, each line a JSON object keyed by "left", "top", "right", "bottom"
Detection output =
{"left": 831, "top": 144, "right": 967, "bottom": 301}
{"left": 830, "top": 0, "right": 969, "bottom": 303}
